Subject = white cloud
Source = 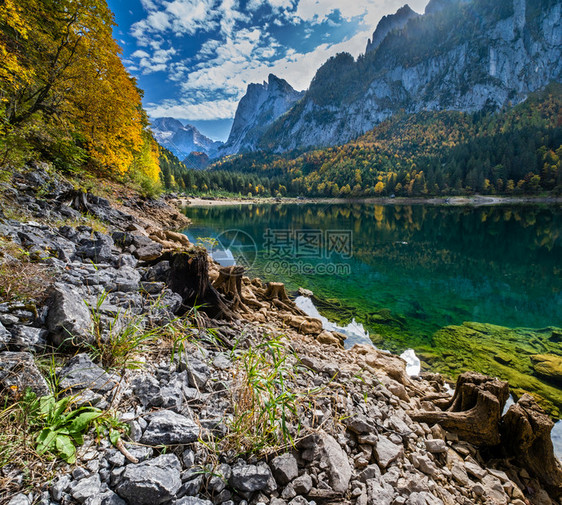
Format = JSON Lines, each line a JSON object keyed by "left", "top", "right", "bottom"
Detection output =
{"left": 130, "top": 47, "right": 177, "bottom": 74}
{"left": 145, "top": 98, "right": 239, "bottom": 120}
{"left": 133, "top": 0, "right": 430, "bottom": 120}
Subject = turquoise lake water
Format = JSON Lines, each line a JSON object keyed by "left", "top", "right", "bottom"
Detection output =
{"left": 184, "top": 201, "right": 562, "bottom": 454}
{"left": 184, "top": 203, "right": 562, "bottom": 334}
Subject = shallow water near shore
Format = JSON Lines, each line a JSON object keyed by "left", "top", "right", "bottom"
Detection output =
{"left": 184, "top": 202, "right": 562, "bottom": 418}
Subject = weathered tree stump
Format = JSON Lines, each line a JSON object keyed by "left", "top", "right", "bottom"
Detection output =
{"left": 259, "top": 282, "right": 306, "bottom": 315}
{"left": 410, "top": 372, "right": 509, "bottom": 446}
{"left": 501, "top": 394, "right": 562, "bottom": 498}
{"left": 213, "top": 266, "right": 265, "bottom": 313}
{"left": 167, "top": 251, "right": 235, "bottom": 320}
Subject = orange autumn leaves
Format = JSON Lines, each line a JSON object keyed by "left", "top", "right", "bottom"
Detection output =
{"left": 0, "top": 0, "right": 159, "bottom": 181}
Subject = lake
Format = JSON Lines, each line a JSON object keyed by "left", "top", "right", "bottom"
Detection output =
{"left": 184, "top": 202, "right": 562, "bottom": 419}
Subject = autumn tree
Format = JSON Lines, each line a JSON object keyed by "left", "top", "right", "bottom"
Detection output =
{"left": 0, "top": 0, "right": 159, "bottom": 182}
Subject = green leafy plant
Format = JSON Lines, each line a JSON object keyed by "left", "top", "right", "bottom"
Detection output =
{"left": 23, "top": 391, "right": 103, "bottom": 464}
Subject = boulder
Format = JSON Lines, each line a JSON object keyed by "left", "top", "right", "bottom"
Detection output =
{"left": 58, "top": 353, "right": 118, "bottom": 393}
{"left": 8, "top": 325, "right": 47, "bottom": 352}
{"left": 375, "top": 435, "right": 404, "bottom": 469}
{"left": 116, "top": 454, "right": 182, "bottom": 504}
{"left": 75, "top": 234, "right": 114, "bottom": 263}
{"left": 47, "top": 283, "right": 94, "bottom": 346}
{"left": 229, "top": 463, "right": 272, "bottom": 493}
{"left": 140, "top": 410, "right": 200, "bottom": 446}
{"left": 270, "top": 453, "right": 299, "bottom": 485}
{"left": 0, "top": 351, "right": 50, "bottom": 396}
{"left": 70, "top": 474, "right": 102, "bottom": 503}
{"left": 132, "top": 235, "right": 163, "bottom": 262}
{"left": 0, "top": 321, "right": 11, "bottom": 349}
{"left": 300, "top": 431, "right": 351, "bottom": 494}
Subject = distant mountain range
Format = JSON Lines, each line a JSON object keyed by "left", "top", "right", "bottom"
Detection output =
{"left": 150, "top": 118, "right": 223, "bottom": 162}
{"left": 222, "top": 0, "right": 561, "bottom": 154}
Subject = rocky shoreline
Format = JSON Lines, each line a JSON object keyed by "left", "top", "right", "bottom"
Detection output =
{"left": 0, "top": 165, "right": 561, "bottom": 505}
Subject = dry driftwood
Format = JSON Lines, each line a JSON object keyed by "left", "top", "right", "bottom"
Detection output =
{"left": 410, "top": 372, "right": 509, "bottom": 446}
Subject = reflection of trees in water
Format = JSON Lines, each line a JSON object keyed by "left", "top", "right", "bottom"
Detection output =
{"left": 186, "top": 203, "right": 562, "bottom": 329}
{"left": 187, "top": 203, "right": 562, "bottom": 260}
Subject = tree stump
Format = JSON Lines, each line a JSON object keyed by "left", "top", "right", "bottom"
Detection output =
{"left": 167, "top": 250, "right": 235, "bottom": 320}
{"left": 259, "top": 282, "right": 306, "bottom": 315}
{"left": 213, "top": 266, "right": 265, "bottom": 313}
{"left": 501, "top": 394, "right": 562, "bottom": 498}
{"left": 410, "top": 372, "right": 509, "bottom": 446}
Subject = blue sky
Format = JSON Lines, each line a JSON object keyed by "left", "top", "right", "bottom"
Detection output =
{"left": 107, "top": 0, "right": 429, "bottom": 141}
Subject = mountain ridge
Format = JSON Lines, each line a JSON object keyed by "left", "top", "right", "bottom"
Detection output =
{"left": 151, "top": 117, "right": 223, "bottom": 160}
{"left": 219, "top": 74, "right": 305, "bottom": 156}
{"left": 247, "top": 0, "right": 562, "bottom": 152}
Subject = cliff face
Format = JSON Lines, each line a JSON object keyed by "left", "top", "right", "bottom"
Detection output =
{"left": 259, "top": 0, "right": 562, "bottom": 151}
{"left": 365, "top": 4, "right": 420, "bottom": 54}
{"left": 151, "top": 118, "right": 223, "bottom": 159}
{"left": 219, "top": 74, "right": 304, "bottom": 156}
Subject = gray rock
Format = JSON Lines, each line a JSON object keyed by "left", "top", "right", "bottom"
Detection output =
{"left": 0, "top": 321, "right": 11, "bottom": 349}
{"left": 115, "top": 266, "right": 141, "bottom": 292}
{"left": 116, "top": 454, "right": 182, "bottom": 505}
{"left": 300, "top": 431, "right": 351, "bottom": 494}
{"left": 132, "top": 235, "right": 163, "bottom": 262}
{"left": 70, "top": 474, "right": 102, "bottom": 503}
{"left": 58, "top": 353, "right": 118, "bottom": 393}
{"left": 358, "top": 464, "right": 381, "bottom": 483}
{"left": 425, "top": 439, "right": 447, "bottom": 454}
{"left": 208, "top": 464, "right": 231, "bottom": 494}
{"left": 7, "top": 494, "right": 31, "bottom": 505}
{"left": 180, "top": 474, "right": 204, "bottom": 496}
{"left": 406, "top": 492, "right": 444, "bottom": 505}
{"left": 140, "top": 410, "right": 200, "bottom": 446}
{"left": 367, "top": 480, "right": 395, "bottom": 505}
{"left": 9, "top": 325, "right": 47, "bottom": 352}
{"left": 175, "top": 498, "right": 213, "bottom": 505}
{"left": 481, "top": 474, "right": 508, "bottom": 505}
{"left": 131, "top": 374, "right": 162, "bottom": 407}
{"left": 375, "top": 435, "right": 404, "bottom": 469}
{"left": 464, "top": 460, "right": 486, "bottom": 480}
{"left": 288, "top": 497, "right": 309, "bottom": 505}
{"left": 292, "top": 473, "right": 313, "bottom": 494}
{"left": 271, "top": 453, "right": 299, "bottom": 485}
{"left": 450, "top": 463, "right": 469, "bottom": 486}
{"left": 85, "top": 490, "right": 126, "bottom": 505}
{"left": 230, "top": 463, "right": 272, "bottom": 493}
{"left": 75, "top": 234, "right": 114, "bottom": 264}
{"left": 51, "top": 475, "right": 72, "bottom": 502}
{"left": 0, "top": 351, "right": 50, "bottom": 396}
{"left": 47, "top": 283, "right": 93, "bottom": 346}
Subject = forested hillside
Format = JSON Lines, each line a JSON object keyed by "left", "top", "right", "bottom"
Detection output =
{"left": 212, "top": 84, "right": 562, "bottom": 197}
{"left": 0, "top": 0, "right": 160, "bottom": 190}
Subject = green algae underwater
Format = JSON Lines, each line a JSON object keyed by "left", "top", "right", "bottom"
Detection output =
{"left": 184, "top": 202, "right": 562, "bottom": 417}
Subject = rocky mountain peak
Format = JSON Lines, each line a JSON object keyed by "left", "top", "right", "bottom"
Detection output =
{"left": 150, "top": 118, "right": 223, "bottom": 160}
{"left": 219, "top": 74, "right": 304, "bottom": 155}
{"left": 256, "top": 0, "right": 562, "bottom": 152}
{"left": 366, "top": 4, "right": 420, "bottom": 54}
{"left": 424, "top": 0, "right": 470, "bottom": 15}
